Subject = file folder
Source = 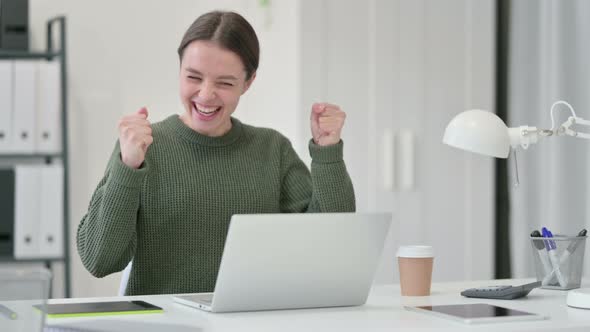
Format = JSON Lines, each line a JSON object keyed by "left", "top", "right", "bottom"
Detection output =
{"left": 39, "top": 164, "right": 64, "bottom": 258}
{"left": 13, "top": 165, "right": 41, "bottom": 259}
{"left": 36, "top": 60, "right": 62, "bottom": 154}
{"left": 12, "top": 60, "right": 37, "bottom": 153}
{"left": 0, "top": 61, "right": 13, "bottom": 153}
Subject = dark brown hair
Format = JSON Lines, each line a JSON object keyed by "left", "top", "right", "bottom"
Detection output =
{"left": 178, "top": 11, "right": 260, "bottom": 80}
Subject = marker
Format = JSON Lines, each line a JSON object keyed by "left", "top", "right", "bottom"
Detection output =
{"left": 565, "top": 229, "right": 588, "bottom": 256}
{"left": 542, "top": 227, "right": 567, "bottom": 287}
{"left": 0, "top": 304, "right": 17, "bottom": 320}
{"left": 531, "top": 230, "right": 554, "bottom": 284}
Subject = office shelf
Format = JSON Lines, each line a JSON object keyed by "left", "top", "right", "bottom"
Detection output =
{"left": 0, "top": 154, "right": 63, "bottom": 159}
{"left": 0, "top": 16, "right": 71, "bottom": 298}
{"left": 0, "top": 51, "right": 61, "bottom": 59}
{"left": 0, "top": 256, "right": 65, "bottom": 263}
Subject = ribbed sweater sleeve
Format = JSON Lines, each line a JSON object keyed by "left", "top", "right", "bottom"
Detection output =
{"left": 308, "top": 139, "right": 356, "bottom": 212}
{"left": 279, "top": 139, "right": 355, "bottom": 213}
{"left": 76, "top": 143, "right": 146, "bottom": 277}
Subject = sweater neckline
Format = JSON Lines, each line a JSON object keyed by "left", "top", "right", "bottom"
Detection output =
{"left": 167, "top": 115, "right": 243, "bottom": 147}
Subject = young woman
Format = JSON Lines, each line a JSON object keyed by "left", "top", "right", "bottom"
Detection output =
{"left": 77, "top": 10, "right": 355, "bottom": 295}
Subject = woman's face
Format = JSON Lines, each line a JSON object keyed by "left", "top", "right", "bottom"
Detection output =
{"left": 179, "top": 40, "right": 255, "bottom": 136}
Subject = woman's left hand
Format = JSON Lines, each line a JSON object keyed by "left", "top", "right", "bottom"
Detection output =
{"left": 310, "top": 102, "right": 346, "bottom": 146}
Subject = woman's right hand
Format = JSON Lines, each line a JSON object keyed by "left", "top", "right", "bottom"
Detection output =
{"left": 118, "top": 107, "right": 153, "bottom": 169}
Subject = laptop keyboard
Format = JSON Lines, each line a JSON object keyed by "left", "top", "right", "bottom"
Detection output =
{"left": 195, "top": 293, "right": 213, "bottom": 304}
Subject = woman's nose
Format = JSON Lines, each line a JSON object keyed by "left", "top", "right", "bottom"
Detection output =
{"left": 199, "top": 82, "right": 217, "bottom": 100}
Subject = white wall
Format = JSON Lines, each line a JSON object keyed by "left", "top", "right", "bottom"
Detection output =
{"left": 30, "top": 0, "right": 301, "bottom": 298}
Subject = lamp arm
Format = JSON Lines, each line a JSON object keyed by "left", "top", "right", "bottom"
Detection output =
{"left": 558, "top": 116, "right": 590, "bottom": 140}
{"left": 506, "top": 102, "right": 586, "bottom": 188}
{"left": 508, "top": 126, "right": 541, "bottom": 149}
{"left": 508, "top": 115, "right": 590, "bottom": 150}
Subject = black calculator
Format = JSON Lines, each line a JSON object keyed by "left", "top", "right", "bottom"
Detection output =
{"left": 460, "top": 281, "right": 541, "bottom": 300}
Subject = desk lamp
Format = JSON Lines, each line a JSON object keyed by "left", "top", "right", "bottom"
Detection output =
{"left": 442, "top": 100, "right": 590, "bottom": 309}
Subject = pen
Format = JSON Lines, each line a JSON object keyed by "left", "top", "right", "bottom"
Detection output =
{"left": 0, "top": 304, "right": 17, "bottom": 320}
{"left": 531, "top": 230, "right": 554, "bottom": 283}
{"left": 542, "top": 227, "right": 567, "bottom": 287}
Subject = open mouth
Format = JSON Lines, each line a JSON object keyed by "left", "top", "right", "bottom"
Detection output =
{"left": 193, "top": 102, "right": 221, "bottom": 117}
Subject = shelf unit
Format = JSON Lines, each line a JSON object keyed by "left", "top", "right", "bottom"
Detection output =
{"left": 0, "top": 16, "right": 71, "bottom": 297}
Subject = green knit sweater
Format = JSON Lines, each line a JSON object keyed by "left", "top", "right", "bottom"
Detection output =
{"left": 77, "top": 115, "right": 355, "bottom": 295}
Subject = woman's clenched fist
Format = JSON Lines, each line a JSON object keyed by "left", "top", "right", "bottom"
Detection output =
{"left": 118, "top": 107, "right": 153, "bottom": 169}
{"left": 310, "top": 102, "right": 346, "bottom": 146}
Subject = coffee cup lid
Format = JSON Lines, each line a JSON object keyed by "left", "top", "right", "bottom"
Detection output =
{"left": 396, "top": 245, "right": 434, "bottom": 258}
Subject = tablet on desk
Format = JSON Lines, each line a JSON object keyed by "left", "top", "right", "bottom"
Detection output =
{"left": 34, "top": 301, "right": 163, "bottom": 318}
{"left": 405, "top": 303, "right": 547, "bottom": 324}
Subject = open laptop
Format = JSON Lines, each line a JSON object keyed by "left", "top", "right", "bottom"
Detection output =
{"left": 173, "top": 212, "right": 392, "bottom": 313}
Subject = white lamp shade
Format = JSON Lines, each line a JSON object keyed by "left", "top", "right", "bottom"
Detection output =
{"left": 442, "top": 109, "right": 510, "bottom": 158}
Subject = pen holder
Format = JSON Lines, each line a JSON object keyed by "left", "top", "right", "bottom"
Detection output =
{"left": 530, "top": 235, "right": 587, "bottom": 290}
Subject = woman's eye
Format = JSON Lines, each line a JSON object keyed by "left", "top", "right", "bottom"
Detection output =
{"left": 220, "top": 82, "right": 234, "bottom": 87}
{"left": 188, "top": 76, "right": 202, "bottom": 81}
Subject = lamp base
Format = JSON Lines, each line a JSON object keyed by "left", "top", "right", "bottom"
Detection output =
{"left": 567, "top": 288, "right": 590, "bottom": 309}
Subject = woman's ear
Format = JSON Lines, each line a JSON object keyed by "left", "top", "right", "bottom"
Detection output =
{"left": 242, "top": 72, "right": 257, "bottom": 94}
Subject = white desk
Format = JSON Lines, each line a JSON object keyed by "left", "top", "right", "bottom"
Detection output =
{"left": 47, "top": 279, "right": 590, "bottom": 332}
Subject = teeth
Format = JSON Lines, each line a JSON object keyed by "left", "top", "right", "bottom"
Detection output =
{"left": 195, "top": 104, "right": 219, "bottom": 114}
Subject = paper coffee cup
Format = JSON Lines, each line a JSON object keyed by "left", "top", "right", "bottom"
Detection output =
{"left": 397, "top": 245, "right": 434, "bottom": 296}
